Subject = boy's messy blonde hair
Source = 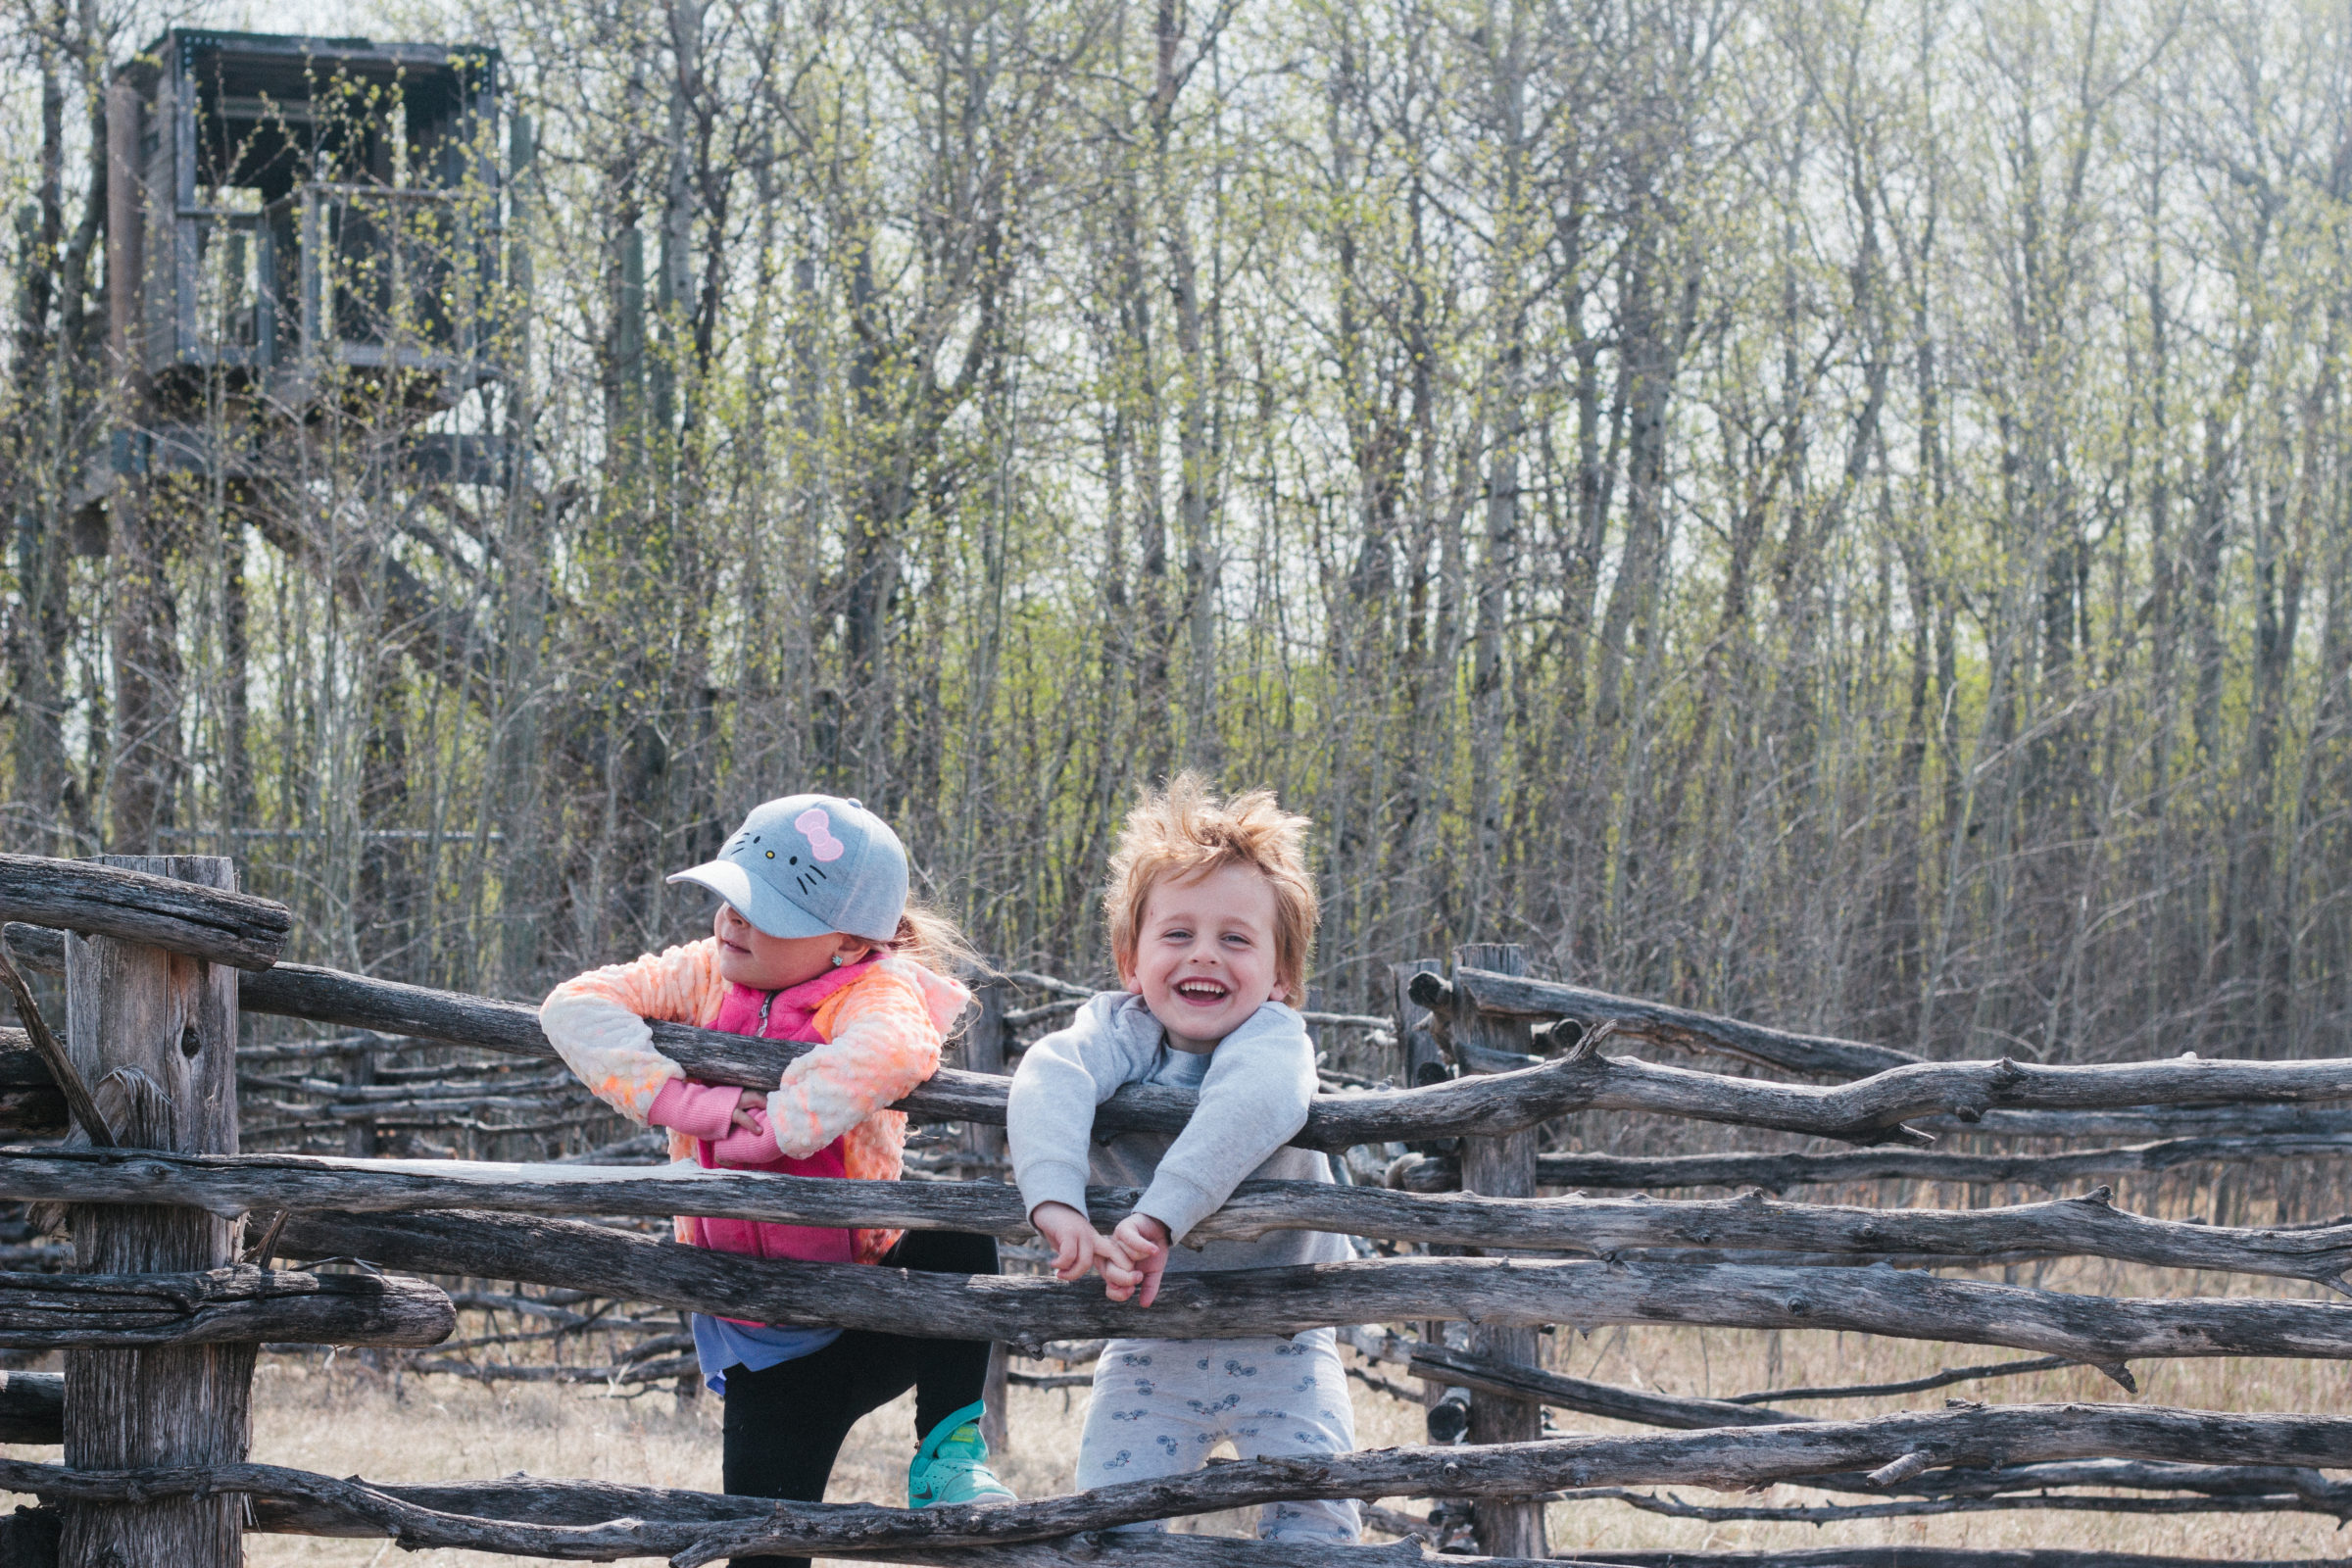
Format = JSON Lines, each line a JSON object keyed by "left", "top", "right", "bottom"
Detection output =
{"left": 1106, "top": 772, "right": 1318, "bottom": 1002}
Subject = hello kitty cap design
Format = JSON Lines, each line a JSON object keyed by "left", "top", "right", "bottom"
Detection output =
{"left": 666, "top": 793, "right": 909, "bottom": 942}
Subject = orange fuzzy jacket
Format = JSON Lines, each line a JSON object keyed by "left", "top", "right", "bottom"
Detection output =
{"left": 539, "top": 939, "right": 970, "bottom": 1263}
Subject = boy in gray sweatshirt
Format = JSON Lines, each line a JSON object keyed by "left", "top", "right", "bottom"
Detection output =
{"left": 1008, "top": 775, "right": 1357, "bottom": 1543}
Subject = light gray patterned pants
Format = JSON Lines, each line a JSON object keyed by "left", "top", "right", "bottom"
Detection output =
{"left": 1074, "top": 1328, "right": 1360, "bottom": 1542}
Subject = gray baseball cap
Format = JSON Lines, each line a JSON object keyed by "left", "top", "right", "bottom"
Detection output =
{"left": 668, "top": 794, "right": 908, "bottom": 943}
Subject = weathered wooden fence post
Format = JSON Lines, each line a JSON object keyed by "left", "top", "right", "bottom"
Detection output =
{"left": 1388, "top": 960, "right": 1448, "bottom": 1089}
{"left": 961, "top": 975, "right": 1010, "bottom": 1151}
{"left": 63, "top": 856, "right": 250, "bottom": 1568}
{"left": 1450, "top": 942, "right": 1545, "bottom": 1559}
{"left": 1390, "top": 958, "right": 1468, "bottom": 1441}
{"left": 341, "top": 1040, "right": 376, "bottom": 1158}
{"left": 963, "top": 974, "right": 1011, "bottom": 1454}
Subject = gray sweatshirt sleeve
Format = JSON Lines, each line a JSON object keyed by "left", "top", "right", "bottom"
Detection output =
{"left": 1134, "top": 1002, "right": 1317, "bottom": 1243}
{"left": 1007, "top": 993, "right": 1161, "bottom": 1224}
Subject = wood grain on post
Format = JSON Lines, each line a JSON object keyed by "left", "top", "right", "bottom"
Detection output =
{"left": 62, "top": 855, "right": 251, "bottom": 1568}
{"left": 1449, "top": 944, "right": 1544, "bottom": 1559}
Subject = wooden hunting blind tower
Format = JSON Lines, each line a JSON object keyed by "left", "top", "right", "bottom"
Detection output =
{"left": 113, "top": 28, "right": 501, "bottom": 396}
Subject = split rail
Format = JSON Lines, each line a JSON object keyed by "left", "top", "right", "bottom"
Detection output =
{"left": 0, "top": 854, "right": 2339, "bottom": 1566}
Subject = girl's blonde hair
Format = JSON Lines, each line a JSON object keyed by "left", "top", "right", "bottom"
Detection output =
{"left": 1105, "top": 772, "right": 1318, "bottom": 1002}
{"left": 880, "top": 899, "right": 977, "bottom": 976}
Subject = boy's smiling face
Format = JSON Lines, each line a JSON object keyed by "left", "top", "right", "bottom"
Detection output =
{"left": 1123, "top": 862, "right": 1288, "bottom": 1053}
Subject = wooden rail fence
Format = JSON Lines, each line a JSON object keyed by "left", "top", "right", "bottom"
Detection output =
{"left": 0, "top": 855, "right": 2342, "bottom": 1566}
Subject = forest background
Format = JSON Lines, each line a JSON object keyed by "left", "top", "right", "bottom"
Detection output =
{"left": 3, "top": 0, "right": 2349, "bottom": 1069}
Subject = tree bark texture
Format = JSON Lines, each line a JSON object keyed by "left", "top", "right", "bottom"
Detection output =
{"left": 62, "top": 855, "right": 249, "bottom": 1568}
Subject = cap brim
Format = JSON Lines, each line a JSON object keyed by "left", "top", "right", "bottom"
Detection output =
{"left": 667, "top": 862, "right": 834, "bottom": 940}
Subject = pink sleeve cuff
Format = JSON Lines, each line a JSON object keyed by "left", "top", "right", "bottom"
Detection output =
{"left": 706, "top": 1107, "right": 779, "bottom": 1166}
{"left": 646, "top": 1079, "right": 741, "bottom": 1141}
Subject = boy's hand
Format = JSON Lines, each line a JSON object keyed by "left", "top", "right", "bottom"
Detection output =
{"left": 731, "top": 1090, "right": 765, "bottom": 1132}
{"left": 1031, "top": 1201, "right": 1108, "bottom": 1283}
{"left": 1103, "top": 1214, "right": 1171, "bottom": 1308}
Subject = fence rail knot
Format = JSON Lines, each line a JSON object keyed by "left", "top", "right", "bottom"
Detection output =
{"left": 1865, "top": 1451, "right": 1936, "bottom": 1488}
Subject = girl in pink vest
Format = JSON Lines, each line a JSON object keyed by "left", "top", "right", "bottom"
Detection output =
{"left": 540, "top": 793, "right": 1011, "bottom": 1563}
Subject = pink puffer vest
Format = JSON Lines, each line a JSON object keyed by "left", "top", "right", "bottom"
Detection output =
{"left": 676, "top": 957, "right": 878, "bottom": 1266}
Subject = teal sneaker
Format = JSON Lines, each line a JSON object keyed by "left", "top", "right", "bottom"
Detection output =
{"left": 907, "top": 1400, "right": 1016, "bottom": 1508}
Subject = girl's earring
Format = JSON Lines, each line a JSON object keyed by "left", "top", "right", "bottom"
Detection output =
{"left": 832, "top": 953, "right": 846, "bottom": 967}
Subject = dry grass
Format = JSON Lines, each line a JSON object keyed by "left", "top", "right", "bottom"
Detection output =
{"left": 2, "top": 1247, "right": 2347, "bottom": 1563}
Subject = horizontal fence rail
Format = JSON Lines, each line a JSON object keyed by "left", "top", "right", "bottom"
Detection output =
{"left": 14, "top": 1148, "right": 2352, "bottom": 1289}
{"left": 0, "top": 925, "right": 1614, "bottom": 1149}
{"left": 1430, "top": 968, "right": 1921, "bottom": 1079}
{"left": 1532, "top": 1485, "right": 2352, "bottom": 1527}
{"left": 275, "top": 1208, "right": 2352, "bottom": 1369}
{"left": 1377, "top": 1135, "right": 2352, "bottom": 1192}
{"left": 0, "top": 858, "right": 291, "bottom": 970}
{"left": 1552, "top": 1554, "right": 2352, "bottom": 1568}
{"left": 1911, "top": 1105, "right": 2352, "bottom": 1138}
{"left": 2, "top": 868, "right": 2346, "bottom": 1565}
{"left": 0, "top": 1264, "right": 450, "bottom": 1349}
{"left": 1341, "top": 1334, "right": 2352, "bottom": 1518}
{"left": 14, "top": 922, "right": 2352, "bottom": 1151}
{"left": 0, "top": 1404, "right": 2343, "bottom": 1565}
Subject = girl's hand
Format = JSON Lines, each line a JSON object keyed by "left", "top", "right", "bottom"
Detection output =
{"left": 731, "top": 1090, "right": 765, "bottom": 1132}
{"left": 1031, "top": 1201, "right": 1108, "bottom": 1282}
{"left": 1103, "top": 1214, "right": 1171, "bottom": 1308}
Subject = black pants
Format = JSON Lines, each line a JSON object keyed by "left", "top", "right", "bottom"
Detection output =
{"left": 721, "top": 1228, "right": 998, "bottom": 1568}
